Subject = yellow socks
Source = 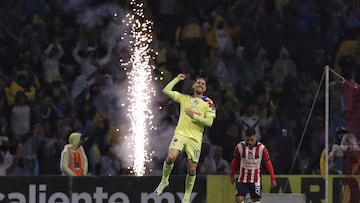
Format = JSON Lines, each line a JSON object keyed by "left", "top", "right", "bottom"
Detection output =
{"left": 183, "top": 173, "right": 196, "bottom": 201}
{"left": 161, "top": 161, "right": 174, "bottom": 183}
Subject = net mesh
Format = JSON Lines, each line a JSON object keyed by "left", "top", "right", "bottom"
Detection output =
{"left": 342, "top": 80, "right": 360, "bottom": 175}
{"left": 331, "top": 80, "right": 360, "bottom": 203}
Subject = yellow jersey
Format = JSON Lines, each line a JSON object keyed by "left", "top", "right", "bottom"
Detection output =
{"left": 163, "top": 78, "right": 216, "bottom": 141}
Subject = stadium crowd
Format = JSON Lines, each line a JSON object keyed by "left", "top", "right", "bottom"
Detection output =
{"left": 0, "top": 0, "right": 359, "bottom": 176}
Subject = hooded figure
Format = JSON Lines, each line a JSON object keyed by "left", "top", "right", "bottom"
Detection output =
{"left": 60, "top": 133, "right": 88, "bottom": 176}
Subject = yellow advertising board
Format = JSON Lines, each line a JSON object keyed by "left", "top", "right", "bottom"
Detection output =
{"left": 207, "top": 175, "right": 360, "bottom": 203}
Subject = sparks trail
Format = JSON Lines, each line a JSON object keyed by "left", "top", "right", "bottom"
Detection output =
{"left": 122, "top": 0, "right": 156, "bottom": 176}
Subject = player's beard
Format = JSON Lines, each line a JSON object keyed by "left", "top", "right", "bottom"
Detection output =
{"left": 195, "top": 86, "right": 204, "bottom": 95}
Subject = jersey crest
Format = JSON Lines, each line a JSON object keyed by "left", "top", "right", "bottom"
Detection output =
{"left": 192, "top": 99, "right": 199, "bottom": 106}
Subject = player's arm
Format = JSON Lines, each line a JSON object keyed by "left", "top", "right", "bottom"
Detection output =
{"left": 162, "top": 74, "right": 185, "bottom": 101}
{"left": 72, "top": 42, "right": 84, "bottom": 63}
{"left": 190, "top": 99, "right": 216, "bottom": 127}
{"left": 192, "top": 114, "right": 215, "bottom": 127}
{"left": 230, "top": 145, "right": 240, "bottom": 185}
{"left": 263, "top": 146, "right": 276, "bottom": 186}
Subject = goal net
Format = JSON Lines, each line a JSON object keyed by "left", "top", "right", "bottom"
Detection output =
{"left": 327, "top": 68, "right": 360, "bottom": 203}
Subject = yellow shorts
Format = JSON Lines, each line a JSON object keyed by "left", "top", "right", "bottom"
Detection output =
{"left": 169, "top": 133, "right": 202, "bottom": 163}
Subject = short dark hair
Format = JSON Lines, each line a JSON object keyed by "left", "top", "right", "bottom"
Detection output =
{"left": 245, "top": 128, "right": 256, "bottom": 137}
{"left": 193, "top": 76, "right": 207, "bottom": 84}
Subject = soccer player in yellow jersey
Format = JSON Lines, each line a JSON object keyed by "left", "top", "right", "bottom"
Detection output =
{"left": 154, "top": 73, "right": 216, "bottom": 203}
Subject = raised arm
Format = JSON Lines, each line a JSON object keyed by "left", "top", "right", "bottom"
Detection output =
{"left": 72, "top": 42, "right": 84, "bottom": 64}
{"left": 162, "top": 73, "right": 185, "bottom": 100}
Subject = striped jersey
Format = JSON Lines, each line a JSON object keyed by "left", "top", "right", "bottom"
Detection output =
{"left": 232, "top": 141, "right": 271, "bottom": 184}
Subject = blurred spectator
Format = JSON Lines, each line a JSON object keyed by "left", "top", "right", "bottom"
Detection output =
{"left": 268, "top": 108, "right": 297, "bottom": 174}
{"left": 83, "top": 112, "right": 110, "bottom": 175}
{"left": 252, "top": 67, "right": 274, "bottom": 103}
{"left": 37, "top": 131, "right": 63, "bottom": 175}
{"left": 0, "top": 137, "right": 22, "bottom": 176}
{"left": 41, "top": 37, "right": 64, "bottom": 84}
{"left": 334, "top": 34, "right": 360, "bottom": 78}
{"left": 218, "top": 86, "right": 241, "bottom": 122}
{"left": 328, "top": 127, "right": 347, "bottom": 174}
{"left": 198, "top": 142, "right": 212, "bottom": 174}
{"left": 0, "top": 136, "right": 11, "bottom": 175}
{"left": 256, "top": 0, "right": 282, "bottom": 62}
{"left": 272, "top": 46, "right": 297, "bottom": 89}
{"left": 337, "top": 127, "right": 360, "bottom": 174}
{"left": 236, "top": 47, "right": 256, "bottom": 92}
{"left": 201, "top": 145, "right": 230, "bottom": 174}
{"left": 5, "top": 71, "right": 36, "bottom": 106}
{"left": 15, "top": 50, "right": 41, "bottom": 88}
{"left": 309, "top": 116, "right": 326, "bottom": 173}
{"left": 276, "top": 74, "right": 302, "bottom": 119}
{"left": 219, "top": 122, "right": 241, "bottom": 164}
{"left": 48, "top": 74, "right": 71, "bottom": 115}
{"left": 31, "top": 96, "right": 63, "bottom": 133}
{"left": 63, "top": 106, "right": 83, "bottom": 134}
{"left": 60, "top": 132, "right": 88, "bottom": 176}
{"left": 72, "top": 39, "right": 111, "bottom": 79}
{"left": 156, "top": 0, "right": 178, "bottom": 46}
{"left": 0, "top": 70, "right": 9, "bottom": 113}
{"left": 323, "top": 2, "right": 345, "bottom": 55}
{"left": 21, "top": 122, "right": 44, "bottom": 175}
{"left": 47, "top": 15, "right": 66, "bottom": 40}
{"left": 0, "top": 111, "right": 10, "bottom": 140}
{"left": 236, "top": 102, "right": 275, "bottom": 141}
{"left": 297, "top": 72, "right": 319, "bottom": 106}
{"left": 99, "top": 145, "right": 122, "bottom": 176}
{"left": 10, "top": 91, "right": 31, "bottom": 143}
{"left": 18, "top": 16, "right": 48, "bottom": 67}
{"left": 70, "top": 70, "right": 96, "bottom": 112}
{"left": 312, "top": 49, "right": 332, "bottom": 81}
{"left": 252, "top": 47, "right": 271, "bottom": 81}
{"left": 176, "top": 15, "right": 205, "bottom": 75}
{"left": 206, "top": 14, "right": 235, "bottom": 64}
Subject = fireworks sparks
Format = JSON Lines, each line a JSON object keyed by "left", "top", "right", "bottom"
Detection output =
{"left": 122, "top": 0, "right": 156, "bottom": 176}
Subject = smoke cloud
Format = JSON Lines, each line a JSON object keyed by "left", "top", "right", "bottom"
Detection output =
{"left": 61, "top": 0, "right": 175, "bottom": 174}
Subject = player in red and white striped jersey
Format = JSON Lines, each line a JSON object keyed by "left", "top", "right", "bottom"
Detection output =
{"left": 230, "top": 128, "right": 277, "bottom": 203}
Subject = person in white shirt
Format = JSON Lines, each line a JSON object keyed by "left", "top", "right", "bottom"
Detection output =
{"left": 202, "top": 145, "right": 230, "bottom": 174}
{"left": 10, "top": 92, "right": 31, "bottom": 143}
{"left": 72, "top": 41, "right": 111, "bottom": 78}
{"left": 237, "top": 103, "right": 275, "bottom": 141}
{"left": 41, "top": 38, "right": 64, "bottom": 84}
